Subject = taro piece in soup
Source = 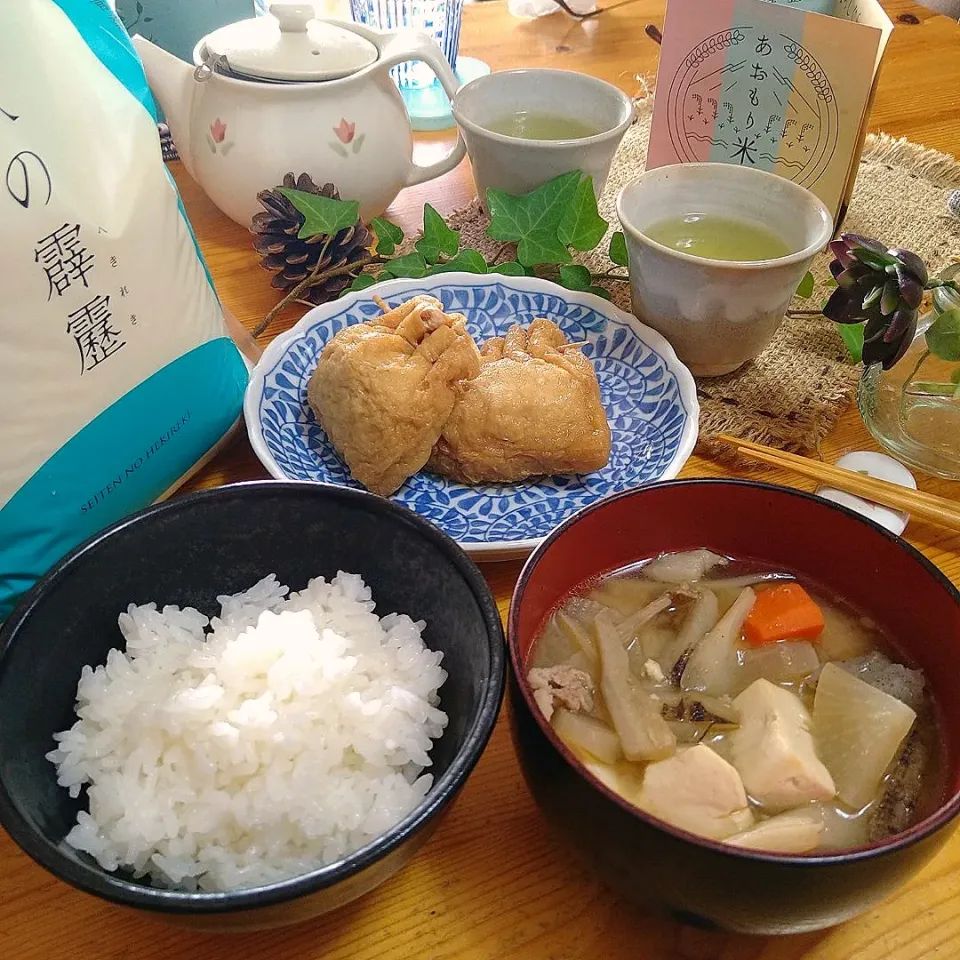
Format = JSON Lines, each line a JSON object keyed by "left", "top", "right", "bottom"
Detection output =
{"left": 527, "top": 550, "right": 944, "bottom": 854}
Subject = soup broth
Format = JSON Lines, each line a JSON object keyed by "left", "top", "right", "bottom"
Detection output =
{"left": 527, "top": 550, "right": 943, "bottom": 853}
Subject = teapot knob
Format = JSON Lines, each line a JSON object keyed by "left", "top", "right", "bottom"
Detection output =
{"left": 269, "top": 3, "right": 315, "bottom": 32}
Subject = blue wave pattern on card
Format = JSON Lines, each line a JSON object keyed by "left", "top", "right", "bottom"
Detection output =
{"left": 706, "top": 10, "right": 797, "bottom": 171}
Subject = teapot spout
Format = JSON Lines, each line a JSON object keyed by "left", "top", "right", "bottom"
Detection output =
{"left": 132, "top": 36, "right": 195, "bottom": 169}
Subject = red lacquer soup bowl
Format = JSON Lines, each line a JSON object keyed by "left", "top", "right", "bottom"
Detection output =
{"left": 507, "top": 480, "right": 960, "bottom": 935}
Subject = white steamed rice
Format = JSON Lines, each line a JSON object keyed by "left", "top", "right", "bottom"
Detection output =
{"left": 46, "top": 572, "right": 448, "bottom": 892}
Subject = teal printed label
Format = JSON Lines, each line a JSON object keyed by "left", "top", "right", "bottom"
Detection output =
{"left": 0, "top": 338, "right": 247, "bottom": 620}
{"left": 51, "top": 0, "right": 158, "bottom": 120}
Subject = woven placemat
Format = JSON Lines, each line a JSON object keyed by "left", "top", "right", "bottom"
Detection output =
{"left": 446, "top": 97, "right": 960, "bottom": 456}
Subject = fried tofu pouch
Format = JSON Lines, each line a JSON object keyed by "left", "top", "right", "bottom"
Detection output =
{"left": 426, "top": 318, "right": 611, "bottom": 484}
{"left": 307, "top": 295, "right": 480, "bottom": 496}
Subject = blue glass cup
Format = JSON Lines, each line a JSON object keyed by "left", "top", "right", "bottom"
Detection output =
{"left": 349, "top": 0, "right": 464, "bottom": 89}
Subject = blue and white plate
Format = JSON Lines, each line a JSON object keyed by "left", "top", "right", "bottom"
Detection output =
{"left": 245, "top": 274, "right": 699, "bottom": 560}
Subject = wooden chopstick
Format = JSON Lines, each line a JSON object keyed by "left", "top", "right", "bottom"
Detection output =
{"left": 714, "top": 434, "right": 960, "bottom": 534}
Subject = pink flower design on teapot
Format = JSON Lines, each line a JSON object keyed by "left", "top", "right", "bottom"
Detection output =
{"left": 131, "top": 15, "right": 467, "bottom": 224}
{"left": 333, "top": 119, "right": 356, "bottom": 144}
{"left": 329, "top": 118, "right": 365, "bottom": 158}
{"left": 206, "top": 119, "right": 234, "bottom": 156}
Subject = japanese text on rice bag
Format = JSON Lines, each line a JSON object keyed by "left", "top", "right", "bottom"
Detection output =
{"left": 0, "top": 0, "right": 249, "bottom": 619}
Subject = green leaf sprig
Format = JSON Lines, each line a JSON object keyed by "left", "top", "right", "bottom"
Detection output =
{"left": 926, "top": 309, "right": 960, "bottom": 363}
{"left": 256, "top": 172, "right": 634, "bottom": 334}
{"left": 350, "top": 172, "right": 628, "bottom": 295}
{"left": 277, "top": 188, "right": 360, "bottom": 237}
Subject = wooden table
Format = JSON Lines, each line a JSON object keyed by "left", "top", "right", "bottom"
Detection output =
{"left": 4, "top": 2, "right": 960, "bottom": 958}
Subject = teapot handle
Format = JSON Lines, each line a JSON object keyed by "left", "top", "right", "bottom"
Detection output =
{"left": 377, "top": 31, "right": 467, "bottom": 187}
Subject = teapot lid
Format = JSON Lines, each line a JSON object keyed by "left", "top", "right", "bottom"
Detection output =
{"left": 203, "top": 4, "right": 379, "bottom": 82}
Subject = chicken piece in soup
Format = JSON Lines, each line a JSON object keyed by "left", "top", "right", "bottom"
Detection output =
{"left": 527, "top": 550, "right": 944, "bottom": 854}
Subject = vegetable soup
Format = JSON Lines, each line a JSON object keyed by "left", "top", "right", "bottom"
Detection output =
{"left": 527, "top": 550, "right": 944, "bottom": 854}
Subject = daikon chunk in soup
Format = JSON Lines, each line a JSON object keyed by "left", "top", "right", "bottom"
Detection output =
{"left": 527, "top": 550, "right": 944, "bottom": 854}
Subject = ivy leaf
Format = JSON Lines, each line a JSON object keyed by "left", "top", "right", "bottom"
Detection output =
{"left": 487, "top": 171, "right": 580, "bottom": 239}
{"left": 925, "top": 308, "right": 960, "bottom": 361}
{"left": 517, "top": 233, "right": 573, "bottom": 268}
{"left": 558, "top": 265, "right": 610, "bottom": 299}
{"left": 838, "top": 321, "right": 865, "bottom": 362}
{"left": 558, "top": 177, "right": 608, "bottom": 252}
{"left": 416, "top": 204, "right": 460, "bottom": 264}
{"left": 489, "top": 261, "right": 527, "bottom": 276}
{"left": 426, "top": 249, "right": 488, "bottom": 275}
{"left": 609, "top": 231, "right": 629, "bottom": 267}
{"left": 487, "top": 171, "right": 580, "bottom": 268}
{"left": 381, "top": 252, "right": 428, "bottom": 279}
{"left": 796, "top": 271, "right": 815, "bottom": 299}
{"left": 348, "top": 273, "right": 378, "bottom": 292}
{"left": 371, "top": 217, "right": 403, "bottom": 256}
{"left": 558, "top": 264, "right": 593, "bottom": 291}
{"left": 277, "top": 188, "right": 359, "bottom": 239}
{"left": 824, "top": 276, "right": 839, "bottom": 288}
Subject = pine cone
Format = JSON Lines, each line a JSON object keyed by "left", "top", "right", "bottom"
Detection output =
{"left": 251, "top": 173, "right": 373, "bottom": 305}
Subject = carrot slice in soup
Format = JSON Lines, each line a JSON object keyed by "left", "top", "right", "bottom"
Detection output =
{"left": 742, "top": 583, "right": 824, "bottom": 646}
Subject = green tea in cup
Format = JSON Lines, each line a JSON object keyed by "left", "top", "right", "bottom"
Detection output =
{"left": 644, "top": 213, "right": 792, "bottom": 262}
{"left": 484, "top": 111, "right": 603, "bottom": 141}
{"left": 451, "top": 69, "right": 635, "bottom": 211}
{"left": 616, "top": 163, "right": 833, "bottom": 377}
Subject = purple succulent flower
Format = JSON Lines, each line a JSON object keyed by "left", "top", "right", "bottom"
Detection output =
{"left": 823, "top": 234, "right": 929, "bottom": 370}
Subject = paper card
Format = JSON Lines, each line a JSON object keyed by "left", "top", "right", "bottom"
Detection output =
{"left": 646, "top": 0, "right": 890, "bottom": 220}
{"left": 831, "top": 0, "right": 894, "bottom": 223}
{"left": 834, "top": 0, "right": 894, "bottom": 69}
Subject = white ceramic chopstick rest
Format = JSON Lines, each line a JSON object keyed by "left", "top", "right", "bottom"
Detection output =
{"left": 816, "top": 451, "right": 917, "bottom": 536}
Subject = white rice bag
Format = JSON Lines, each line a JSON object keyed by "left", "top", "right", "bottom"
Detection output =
{"left": 0, "top": 0, "right": 249, "bottom": 618}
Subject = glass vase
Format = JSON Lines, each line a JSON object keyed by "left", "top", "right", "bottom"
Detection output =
{"left": 857, "top": 263, "right": 960, "bottom": 480}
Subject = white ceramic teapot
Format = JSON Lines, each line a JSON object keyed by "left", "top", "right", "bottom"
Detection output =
{"left": 133, "top": 3, "right": 466, "bottom": 227}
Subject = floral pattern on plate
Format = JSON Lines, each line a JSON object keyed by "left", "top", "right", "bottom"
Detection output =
{"left": 245, "top": 275, "right": 699, "bottom": 557}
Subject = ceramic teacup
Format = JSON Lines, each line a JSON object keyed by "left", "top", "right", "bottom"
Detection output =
{"left": 617, "top": 164, "right": 834, "bottom": 377}
{"left": 452, "top": 69, "right": 634, "bottom": 212}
